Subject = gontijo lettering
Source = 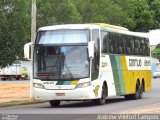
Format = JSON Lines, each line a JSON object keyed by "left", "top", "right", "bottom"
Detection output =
{"left": 129, "top": 59, "right": 142, "bottom": 67}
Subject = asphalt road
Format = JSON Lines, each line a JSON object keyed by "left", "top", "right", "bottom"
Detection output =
{"left": 0, "top": 79, "right": 160, "bottom": 120}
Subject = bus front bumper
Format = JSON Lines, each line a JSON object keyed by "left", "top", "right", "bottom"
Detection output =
{"left": 33, "top": 87, "right": 98, "bottom": 101}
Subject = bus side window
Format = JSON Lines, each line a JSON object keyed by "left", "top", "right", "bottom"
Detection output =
{"left": 111, "top": 33, "right": 118, "bottom": 54}
{"left": 145, "top": 40, "right": 150, "bottom": 56}
{"left": 101, "top": 31, "right": 108, "bottom": 53}
{"left": 103, "top": 35, "right": 108, "bottom": 53}
{"left": 134, "top": 39, "right": 139, "bottom": 55}
{"left": 122, "top": 35, "right": 126, "bottom": 54}
{"left": 108, "top": 33, "right": 114, "bottom": 54}
{"left": 130, "top": 38, "right": 134, "bottom": 55}
{"left": 134, "top": 37, "right": 140, "bottom": 55}
{"left": 126, "top": 36, "right": 131, "bottom": 55}
{"left": 92, "top": 29, "right": 100, "bottom": 80}
{"left": 140, "top": 39, "right": 143, "bottom": 55}
{"left": 117, "top": 34, "right": 123, "bottom": 54}
{"left": 110, "top": 45, "right": 113, "bottom": 53}
{"left": 140, "top": 39, "right": 145, "bottom": 56}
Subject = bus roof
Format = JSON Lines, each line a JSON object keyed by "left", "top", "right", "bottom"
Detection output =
{"left": 95, "top": 23, "right": 129, "bottom": 31}
{"left": 38, "top": 23, "right": 148, "bottom": 38}
{"left": 119, "top": 30, "right": 149, "bottom": 38}
{"left": 38, "top": 23, "right": 128, "bottom": 31}
{"left": 38, "top": 24, "right": 100, "bottom": 31}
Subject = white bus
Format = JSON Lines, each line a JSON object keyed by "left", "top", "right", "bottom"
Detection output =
{"left": 24, "top": 23, "right": 152, "bottom": 107}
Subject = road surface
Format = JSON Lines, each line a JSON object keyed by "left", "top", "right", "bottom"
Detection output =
{"left": 0, "top": 79, "right": 160, "bottom": 120}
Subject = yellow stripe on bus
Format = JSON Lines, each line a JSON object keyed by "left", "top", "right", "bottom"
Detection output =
{"left": 70, "top": 80, "right": 79, "bottom": 85}
{"left": 120, "top": 56, "right": 131, "bottom": 94}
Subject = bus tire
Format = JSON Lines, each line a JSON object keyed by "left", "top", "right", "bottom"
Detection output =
{"left": 49, "top": 100, "right": 61, "bottom": 107}
{"left": 124, "top": 95, "right": 132, "bottom": 100}
{"left": 94, "top": 84, "right": 107, "bottom": 105}
{"left": 1, "top": 78, "right": 6, "bottom": 81}
{"left": 132, "top": 82, "right": 140, "bottom": 100}
{"left": 139, "top": 84, "right": 143, "bottom": 99}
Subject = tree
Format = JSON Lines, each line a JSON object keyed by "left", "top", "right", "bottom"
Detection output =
{"left": 72, "top": 0, "right": 131, "bottom": 28}
{"left": 73, "top": 0, "right": 160, "bottom": 32}
{"left": 0, "top": 0, "right": 30, "bottom": 67}
{"left": 37, "top": 0, "right": 82, "bottom": 28}
{"left": 147, "top": 0, "right": 160, "bottom": 29}
{"left": 1, "top": 0, "right": 160, "bottom": 67}
{"left": 151, "top": 43, "right": 160, "bottom": 58}
{"left": 113, "top": 0, "right": 158, "bottom": 32}
{"left": 156, "top": 43, "right": 160, "bottom": 49}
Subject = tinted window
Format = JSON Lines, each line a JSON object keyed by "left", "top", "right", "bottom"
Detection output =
{"left": 100, "top": 31, "right": 150, "bottom": 56}
{"left": 101, "top": 31, "right": 108, "bottom": 53}
{"left": 134, "top": 37, "right": 140, "bottom": 55}
{"left": 92, "top": 29, "right": 100, "bottom": 80}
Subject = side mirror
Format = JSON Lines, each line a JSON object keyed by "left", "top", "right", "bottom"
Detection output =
{"left": 24, "top": 42, "right": 33, "bottom": 60}
{"left": 88, "top": 41, "right": 94, "bottom": 59}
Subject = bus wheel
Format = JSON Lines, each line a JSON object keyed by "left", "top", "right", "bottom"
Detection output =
{"left": 49, "top": 100, "right": 60, "bottom": 107}
{"left": 139, "top": 84, "right": 143, "bottom": 99}
{"left": 94, "top": 84, "right": 107, "bottom": 105}
{"left": 124, "top": 95, "right": 132, "bottom": 100}
{"left": 132, "top": 82, "right": 140, "bottom": 100}
{"left": 1, "top": 78, "right": 6, "bottom": 81}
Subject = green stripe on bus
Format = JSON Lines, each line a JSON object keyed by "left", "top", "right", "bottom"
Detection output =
{"left": 110, "top": 55, "right": 121, "bottom": 95}
{"left": 115, "top": 56, "right": 126, "bottom": 95}
{"left": 110, "top": 55, "right": 126, "bottom": 95}
{"left": 56, "top": 81, "right": 65, "bottom": 85}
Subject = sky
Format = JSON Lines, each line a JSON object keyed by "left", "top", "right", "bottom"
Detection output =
{"left": 148, "top": 29, "right": 160, "bottom": 46}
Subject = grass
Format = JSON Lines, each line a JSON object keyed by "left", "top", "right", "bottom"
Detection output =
{"left": 0, "top": 100, "right": 46, "bottom": 107}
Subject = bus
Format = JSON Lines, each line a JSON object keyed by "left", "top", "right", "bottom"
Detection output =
{"left": 24, "top": 23, "right": 152, "bottom": 107}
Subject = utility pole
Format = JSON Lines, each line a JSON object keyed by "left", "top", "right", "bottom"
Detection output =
{"left": 30, "top": 0, "right": 36, "bottom": 100}
{"left": 31, "top": 0, "right": 36, "bottom": 42}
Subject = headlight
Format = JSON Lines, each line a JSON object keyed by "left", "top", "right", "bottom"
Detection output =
{"left": 76, "top": 82, "right": 91, "bottom": 88}
{"left": 33, "top": 83, "right": 45, "bottom": 89}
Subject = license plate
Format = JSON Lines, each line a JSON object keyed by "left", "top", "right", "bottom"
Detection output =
{"left": 56, "top": 93, "right": 65, "bottom": 96}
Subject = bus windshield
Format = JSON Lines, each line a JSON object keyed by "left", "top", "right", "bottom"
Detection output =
{"left": 37, "top": 30, "right": 89, "bottom": 44}
{"left": 34, "top": 45, "right": 89, "bottom": 80}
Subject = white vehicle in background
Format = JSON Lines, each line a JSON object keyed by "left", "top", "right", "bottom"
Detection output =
{"left": 0, "top": 61, "right": 28, "bottom": 80}
{"left": 153, "top": 61, "right": 160, "bottom": 79}
{"left": 153, "top": 71, "right": 160, "bottom": 78}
